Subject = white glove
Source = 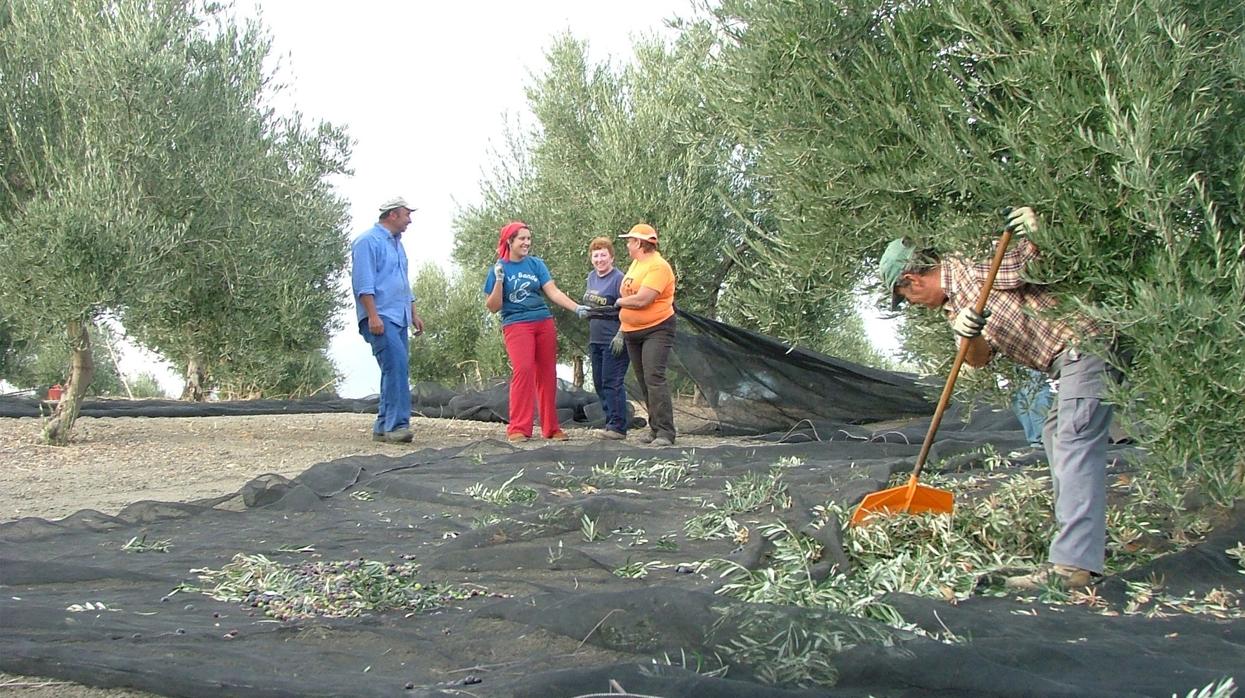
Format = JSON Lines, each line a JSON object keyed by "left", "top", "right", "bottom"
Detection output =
{"left": 951, "top": 307, "right": 990, "bottom": 338}
{"left": 1006, "top": 206, "right": 1038, "bottom": 237}
{"left": 493, "top": 263, "right": 505, "bottom": 284}
{"left": 575, "top": 305, "right": 590, "bottom": 319}
{"left": 610, "top": 330, "right": 625, "bottom": 356}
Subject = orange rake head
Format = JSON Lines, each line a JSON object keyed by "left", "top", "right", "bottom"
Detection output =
{"left": 849, "top": 474, "right": 953, "bottom": 526}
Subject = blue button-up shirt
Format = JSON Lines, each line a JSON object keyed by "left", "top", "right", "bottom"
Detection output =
{"left": 351, "top": 224, "right": 413, "bottom": 328}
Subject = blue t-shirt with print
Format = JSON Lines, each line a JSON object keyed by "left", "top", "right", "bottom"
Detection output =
{"left": 483, "top": 256, "right": 554, "bottom": 326}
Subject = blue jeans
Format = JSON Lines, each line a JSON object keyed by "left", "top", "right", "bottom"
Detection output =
{"left": 589, "top": 342, "right": 630, "bottom": 433}
{"left": 361, "top": 318, "right": 411, "bottom": 434}
{"left": 1012, "top": 369, "right": 1052, "bottom": 446}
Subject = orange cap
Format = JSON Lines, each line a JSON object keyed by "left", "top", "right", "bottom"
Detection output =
{"left": 618, "top": 223, "right": 658, "bottom": 245}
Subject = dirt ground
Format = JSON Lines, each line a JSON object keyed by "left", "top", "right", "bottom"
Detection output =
{"left": 0, "top": 411, "right": 735, "bottom": 697}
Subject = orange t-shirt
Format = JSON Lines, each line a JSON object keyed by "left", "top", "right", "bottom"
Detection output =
{"left": 619, "top": 252, "right": 675, "bottom": 332}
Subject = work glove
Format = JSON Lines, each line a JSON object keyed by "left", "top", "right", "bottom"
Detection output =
{"left": 610, "top": 330, "right": 625, "bottom": 357}
{"left": 1005, "top": 206, "right": 1038, "bottom": 237}
{"left": 951, "top": 307, "right": 990, "bottom": 339}
{"left": 575, "top": 305, "right": 591, "bottom": 320}
{"left": 493, "top": 263, "right": 505, "bottom": 285}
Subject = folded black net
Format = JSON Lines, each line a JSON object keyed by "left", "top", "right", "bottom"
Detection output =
{"left": 0, "top": 308, "right": 931, "bottom": 438}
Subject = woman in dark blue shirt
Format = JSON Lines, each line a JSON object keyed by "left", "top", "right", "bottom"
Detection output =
{"left": 581, "top": 236, "right": 630, "bottom": 439}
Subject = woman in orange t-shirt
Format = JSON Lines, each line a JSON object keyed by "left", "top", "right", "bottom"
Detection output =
{"left": 613, "top": 223, "right": 677, "bottom": 446}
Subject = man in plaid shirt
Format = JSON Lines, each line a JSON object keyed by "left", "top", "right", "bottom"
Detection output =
{"left": 879, "top": 207, "right": 1118, "bottom": 591}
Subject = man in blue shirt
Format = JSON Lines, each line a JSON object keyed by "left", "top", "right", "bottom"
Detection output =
{"left": 351, "top": 196, "right": 424, "bottom": 443}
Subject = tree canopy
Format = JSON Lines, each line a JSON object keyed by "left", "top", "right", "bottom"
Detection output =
{"left": 454, "top": 0, "right": 1244, "bottom": 504}
{"left": 0, "top": 0, "right": 351, "bottom": 440}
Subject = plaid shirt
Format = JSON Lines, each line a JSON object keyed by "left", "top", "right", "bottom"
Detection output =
{"left": 941, "top": 240, "right": 1098, "bottom": 372}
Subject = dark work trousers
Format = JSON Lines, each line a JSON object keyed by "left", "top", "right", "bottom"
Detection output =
{"left": 589, "top": 341, "right": 630, "bottom": 434}
{"left": 623, "top": 315, "right": 676, "bottom": 441}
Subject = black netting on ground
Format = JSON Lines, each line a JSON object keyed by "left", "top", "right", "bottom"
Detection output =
{"left": 2, "top": 429, "right": 1241, "bottom": 697}
{"left": 0, "top": 393, "right": 380, "bottom": 419}
{"left": 668, "top": 309, "right": 932, "bottom": 435}
{"left": 0, "top": 310, "right": 930, "bottom": 437}
{"left": 0, "top": 380, "right": 635, "bottom": 428}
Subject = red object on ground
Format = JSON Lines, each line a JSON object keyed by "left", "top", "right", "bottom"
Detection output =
{"left": 47, "top": 384, "right": 63, "bottom": 401}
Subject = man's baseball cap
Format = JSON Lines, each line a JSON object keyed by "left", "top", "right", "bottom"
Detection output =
{"left": 619, "top": 223, "right": 658, "bottom": 245}
{"left": 378, "top": 196, "right": 416, "bottom": 213}
{"left": 879, "top": 237, "right": 916, "bottom": 310}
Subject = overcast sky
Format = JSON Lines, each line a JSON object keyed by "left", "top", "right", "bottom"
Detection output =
{"left": 122, "top": 0, "right": 689, "bottom": 398}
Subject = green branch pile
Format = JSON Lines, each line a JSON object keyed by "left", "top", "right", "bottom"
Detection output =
{"left": 184, "top": 554, "right": 481, "bottom": 621}
{"left": 710, "top": 467, "right": 1212, "bottom": 629}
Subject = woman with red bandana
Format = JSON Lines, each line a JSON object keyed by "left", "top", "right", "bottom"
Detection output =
{"left": 484, "top": 221, "right": 590, "bottom": 442}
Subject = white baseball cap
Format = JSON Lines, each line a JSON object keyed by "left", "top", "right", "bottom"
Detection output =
{"left": 378, "top": 196, "right": 416, "bottom": 213}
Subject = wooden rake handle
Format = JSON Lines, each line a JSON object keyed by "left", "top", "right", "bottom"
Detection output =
{"left": 910, "top": 225, "right": 1015, "bottom": 480}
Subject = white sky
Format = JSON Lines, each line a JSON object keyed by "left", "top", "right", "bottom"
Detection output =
{"left": 119, "top": 0, "right": 692, "bottom": 398}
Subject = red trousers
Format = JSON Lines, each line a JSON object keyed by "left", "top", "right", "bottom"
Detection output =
{"left": 502, "top": 318, "right": 560, "bottom": 438}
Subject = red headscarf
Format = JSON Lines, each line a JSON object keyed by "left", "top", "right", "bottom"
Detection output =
{"left": 497, "top": 221, "right": 527, "bottom": 262}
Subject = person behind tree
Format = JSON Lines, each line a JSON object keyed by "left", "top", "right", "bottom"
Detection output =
{"left": 483, "top": 221, "right": 590, "bottom": 443}
{"left": 581, "top": 236, "right": 630, "bottom": 439}
{"left": 1012, "top": 368, "right": 1054, "bottom": 449}
{"left": 613, "top": 223, "right": 677, "bottom": 447}
{"left": 880, "top": 207, "right": 1119, "bottom": 591}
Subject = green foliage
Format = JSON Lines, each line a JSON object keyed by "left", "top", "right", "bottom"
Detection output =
{"left": 711, "top": 467, "right": 1202, "bottom": 635}
{"left": 698, "top": 0, "right": 1245, "bottom": 502}
{"left": 210, "top": 347, "right": 339, "bottom": 399}
{"left": 0, "top": 0, "right": 351, "bottom": 420}
{"left": 1093, "top": 192, "right": 1245, "bottom": 507}
{"left": 463, "top": 470, "right": 538, "bottom": 506}
{"left": 685, "top": 468, "right": 791, "bottom": 540}
{"left": 589, "top": 454, "right": 700, "bottom": 490}
{"left": 4, "top": 322, "right": 123, "bottom": 396}
{"left": 0, "top": 316, "right": 31, "bottom": 384}
{"left": 408, "top": 263, "right": 508, "bottom": 385}
{"left": 127, "top": 373, "right": 167, "bottom": 399}
{"left": 452, "top": 32, "right": 756, "bottom": 352}
{"left": 110, "top": 9, "right": 352, "bottom": 397}
{"left": 185, "top": 553, "right": 480, "bottom": 622}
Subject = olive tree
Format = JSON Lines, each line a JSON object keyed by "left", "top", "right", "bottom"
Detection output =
{"left": 408, "top": 263, "right": 508, "bottom": 386}
{"left": 454, "top": 31, "right": 756, "bottom": 381}
{"left": 700, "top": 0, "right": 1245, "bottom": 503}
{"left": 0, "top": 0, "right": 351, "bottom": 441}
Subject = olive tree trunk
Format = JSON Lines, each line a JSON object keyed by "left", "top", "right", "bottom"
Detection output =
{"left": 572, "top": 355, "right": 584, "bottom": 389}
{"left": 41, "top": 320, "right": 95, "bottom": 445}
{"left": 181, "top": 356, "right": 206, "bottom": 401}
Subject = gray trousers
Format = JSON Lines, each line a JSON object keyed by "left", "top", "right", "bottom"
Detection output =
{"left": 1043, "top": 349, "right": 1116, "bottom": 573}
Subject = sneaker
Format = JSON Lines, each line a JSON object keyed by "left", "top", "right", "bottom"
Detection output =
{"left": 1004, "top": 563, "right": 1100, "bottom": 591}
{"left": 649, "top": 437, "right": 674, "bottom": 447}
{"left": 546, "top": 430, "right": 570, "bottom": 441}
{"left": 507, "top": 433, "right": 530, "bottom": 443}
{"left": 636, "top": 432, "right": 656, "bottom": 444}
{"left": 597, "top": 429, "right": 626, "bottom": 440}
{"left": 377, "top": 428, "right": 413, "bottom": 444}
